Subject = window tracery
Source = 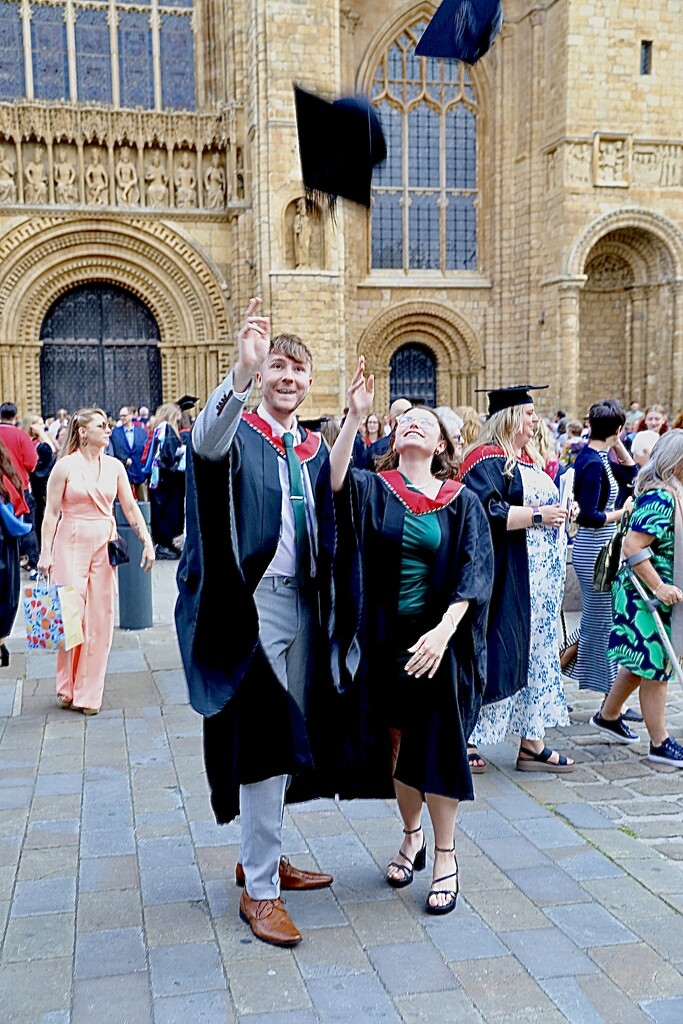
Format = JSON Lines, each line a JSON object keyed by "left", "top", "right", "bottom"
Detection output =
{"left": 370, "top": 16, "right": 478, "bottom": 272}
{"left": 0, "top": 0, "right": 195, "bottom": 110}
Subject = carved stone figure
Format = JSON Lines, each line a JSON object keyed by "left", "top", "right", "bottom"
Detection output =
{"left": 54, "top": 149, "right": 78, "bottom": 204}
{"left": 0, "top": 145, "right": 17, "bottom": 204}
{"left": 565, "top": 143, "right": 591, "bottom": 185}
{"left": 115, "top": 147, "right": 140, "bottom": 206}
{"left": 24, "top": 146, "right": 48, "bottom": 204}
{"left": 85, "top": 149, "right": 109, "bottom": 205}
{"left": 174, "top": 152, "right": 197, "bottom": 209}
{"left": 293, "top": 198, "right": 311, "bottom": 268}
{"left": 145, "top": 150, "right": 169, "bottom": 208}
{"left": 204, "top": 153, "right": 226, "bottom": 209}
{"left": 660, "top": 145, "right": 683, "bottom": 188}
{"left": 598, "top": 140, "right": 625, "bottom": 184}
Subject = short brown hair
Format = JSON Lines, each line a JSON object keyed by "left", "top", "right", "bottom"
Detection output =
{"left": 270, "top": 333, "right": 313, "bottom": 372}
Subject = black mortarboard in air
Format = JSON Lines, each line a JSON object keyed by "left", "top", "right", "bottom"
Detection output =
{"left": 415, "top": 0, "right": 503, "bottom": 64}
{"left": 176, "top": 394, "right": 198, "bottom": 411}
{"left": 475, "top": 385, "right": 549, "bottom": 417}
{"left": 294, "top": 85, "right": 387, "bottom": 214}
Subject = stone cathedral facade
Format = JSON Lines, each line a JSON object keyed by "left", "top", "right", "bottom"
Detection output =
{"left": 0, "top": 0, "right": 681, "bottom": 420}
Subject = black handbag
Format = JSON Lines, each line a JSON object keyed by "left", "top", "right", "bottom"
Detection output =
{"left": 593, "top": 511, "right": 630, "bottom": 593}
{"left": 108, "top": 535, "right": 129, "bottom": 567}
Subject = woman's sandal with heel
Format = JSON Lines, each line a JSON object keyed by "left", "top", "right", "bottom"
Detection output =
{"left": 386, "top": 826, "right": 426, "bottom": 889}
{"left": 426, "top": 845, "right": 459, "bottom": 915}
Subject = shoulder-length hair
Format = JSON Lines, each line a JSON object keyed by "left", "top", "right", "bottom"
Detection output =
{"left": 465, "top": 404, "right": 544, "bottom": 477}
{"left": 635, "top": 428, "right": 683, "bottom": 498}
{"left": 61, "top": 408, "right": 107, "bottom": 457}
{"left": 153, "top": 403, "right": 182, "bottom": 434}
{"left": 375, "top": 407, "right": 460, "bottom": 480}
{"left": 0, "top": 434, "right": 22, "bottom": 502}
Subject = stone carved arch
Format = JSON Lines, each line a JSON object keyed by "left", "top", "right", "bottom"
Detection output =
{"left": 359, "top": 301, "right": 484, "bottom": 409}
{"left": 0, "top": 216, "right": 230, "bottom": 346}
{"left": 567, "top": 207, "right": 683, "bottom": 281}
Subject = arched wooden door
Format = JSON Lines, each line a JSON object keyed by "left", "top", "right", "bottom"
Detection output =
{"left": 40, "top": 284, "right": 162, "bottom": 416}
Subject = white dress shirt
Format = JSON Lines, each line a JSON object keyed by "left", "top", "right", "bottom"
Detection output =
{"left": 191, "top": 372, "right": 317, "bottom": 579}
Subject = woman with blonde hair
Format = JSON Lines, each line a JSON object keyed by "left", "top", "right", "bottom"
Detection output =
{"left": 21, "top": 412, "right": 57, "bottom": 549}
{"left": 147, "top": 402, "right": 185, "bottom": 558}
{"left": 454, "top": 405, "right": 481, "bottom": 447}
{"left": 460, "top": 386, "right": 572, "bottom": 773}
{"left": 533, "top": 418, "right": 560, "bottom": 482}
{"left": 38, "top": 408, "right": 155, "bottom": 713}
{"left": 594, "top": 430, "right": 683, "bottom": 766}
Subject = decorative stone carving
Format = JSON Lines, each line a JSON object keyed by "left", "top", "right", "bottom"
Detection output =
{"left": 284, "top": 197, "right": 323, "bottom": 269}
{"left": 659, "top": 144, "right": 683, "bottom": 188}
{"left": 293, "top": 198, "right": 312, "bottom": 268}
{"left": 584, "top": 253, "right": 634, "bottom": 290}
{"left": 24, "top": 146, "right": 48, "bottom": 204}
{"left": 54, "top": 148, "right": 78, "bottom": 205}
{"left": 115, "top": 147, "right": 140, "bottom": 206}
{"left": 203, "top": 153, "right": 226, "bottom": 209}
{"left": 546, "top": 148, "right": 558, "bottom": 191}
{"left": 0, "top": 145, "right": 17, "bottom": 204}
{"left": 174, "top": 152, "right": 197, "bottom": 209}
{"left": 632, "top": 146, "right": 662, "bottom": 187}
{"left": 565, "top": 143, "right": 592, "bottom": 185}
{"left": 594, "top": 135, "right": 629, "bottom": 187}
{"left": 145, "top": 150, "right": 169, "bottom": 208}
{"left": 85, "top": 148, "right": 109, "bottom": 206}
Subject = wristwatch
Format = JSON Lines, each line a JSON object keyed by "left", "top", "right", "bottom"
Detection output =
{"left": 532, "top": 509, "right": 543, "bottom": 526}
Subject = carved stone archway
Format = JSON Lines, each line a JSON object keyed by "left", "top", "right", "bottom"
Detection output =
{"left": 0, "top": 216, "right": 232, "bottom": 411}
{"left": 358, "top": 301, "right": 484, "bottom": 411}
{"left": 559, "top": 209, "right": 683, "bottom": 414}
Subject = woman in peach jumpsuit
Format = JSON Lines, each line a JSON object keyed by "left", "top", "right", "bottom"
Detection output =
{"left": 39, "top": 409, "right": 155, "bottom": 714}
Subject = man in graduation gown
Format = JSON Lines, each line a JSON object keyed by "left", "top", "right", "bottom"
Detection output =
{"left": 175, "top": 298, "right": 333, "bottom": 947}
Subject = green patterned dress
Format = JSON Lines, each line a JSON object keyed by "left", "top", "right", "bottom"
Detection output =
{"left": 607, "top": 488, "right": 675, "bottom": 680}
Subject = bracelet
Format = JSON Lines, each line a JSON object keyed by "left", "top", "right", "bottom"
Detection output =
{"left": 654, "top": 582, "right": 666, "bottom": 597}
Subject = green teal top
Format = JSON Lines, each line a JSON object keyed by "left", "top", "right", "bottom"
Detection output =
{"left": 398, "top": 478, "right": 442, "bottom": 615}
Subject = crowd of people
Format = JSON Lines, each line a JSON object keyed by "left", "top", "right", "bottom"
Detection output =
{"left": 0, "top": 397, "right": 191, "bottom": 712}
{"left": 174, "top": 298, "right": 682, "bottom": 948}
{"left": 1, "top": 301, "right": 681, "bottom": 948}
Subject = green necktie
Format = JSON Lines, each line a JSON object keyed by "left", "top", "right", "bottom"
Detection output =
{"left": 283, "top": 431, "right": 310, "bottom": 584}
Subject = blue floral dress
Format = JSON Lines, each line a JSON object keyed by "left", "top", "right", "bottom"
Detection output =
{"left": 608, "top": 488, "right": 675, "bottom": 681}
{"left": 470, "top": 461, "right": 570, "bottom": 743}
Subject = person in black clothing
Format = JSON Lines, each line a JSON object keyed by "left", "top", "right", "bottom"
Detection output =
{"left": 148, "top": 403, "right": 186, "bottom": 559}
{"left": 21, "top": 414, "right": 57, "bottom": 557}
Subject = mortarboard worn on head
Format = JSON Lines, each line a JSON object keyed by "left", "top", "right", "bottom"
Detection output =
{"left": 176, "top": 394, "right": 198, "bottom": 411}
{"left": 475, "top": 385, "right": 549, "bottom": 417}
{"left": 294, "top": 85, "right": 387, "bottom": 215}
{"left": 415, "top": 0, "right": 503, "bottom": 65}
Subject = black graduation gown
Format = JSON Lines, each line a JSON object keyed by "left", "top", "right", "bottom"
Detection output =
{"left": 175, "top": 415, "right": 334, "bottom": 825}
{"left": 459, "top": 445, "right": 531, "bottom": 705}
{"left": 150, "top": 428, "right": 186, "bottom": 549}
{"left": 326, "top": 469, "right": 493, "bottom": 802}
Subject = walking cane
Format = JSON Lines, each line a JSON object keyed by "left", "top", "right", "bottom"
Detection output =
{"left": 624, "top": 565, "right": 683, "bottom": 690}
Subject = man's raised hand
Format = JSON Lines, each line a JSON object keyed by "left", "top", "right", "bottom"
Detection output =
{"left": 234, "top": 297, "right": 270, "bottom": 391}
{"left": 347, "top": 356, "right": 374, "bottom": 420}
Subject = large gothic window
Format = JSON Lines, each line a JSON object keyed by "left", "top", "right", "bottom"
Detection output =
{"left": 371, "top": 17, "right": 478, "bottom": 272}
{"left": 0, "top": 0, "right": 196, "bottom": 110}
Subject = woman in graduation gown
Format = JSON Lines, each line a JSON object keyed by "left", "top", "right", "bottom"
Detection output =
{"left": 460, "top": 386, "right": 573, "bottom": 772}
{"left": 327, "top": 358, "right": 493, "bottom": 915}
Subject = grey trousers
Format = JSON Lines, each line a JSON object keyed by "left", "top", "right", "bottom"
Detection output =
{"left": 240, "top": 575, "right": 312, "bottom": 899}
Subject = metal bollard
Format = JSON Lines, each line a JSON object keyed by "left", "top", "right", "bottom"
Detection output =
{"left": 115, "top": 501, "right": 153, "bottom": 629}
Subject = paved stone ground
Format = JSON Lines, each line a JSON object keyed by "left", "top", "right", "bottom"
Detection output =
{"left": 0, "top": 563, "right": 682, "bottom": 1024}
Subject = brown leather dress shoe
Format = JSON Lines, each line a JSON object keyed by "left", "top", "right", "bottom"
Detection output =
{"left": 235, "top": 856, "right": 333, "bottom": 891}
{"left": 238, "top": 889, "right": 302, "bottom": 946}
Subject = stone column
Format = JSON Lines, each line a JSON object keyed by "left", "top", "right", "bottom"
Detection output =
{"left": 558, "top": 278, "right": 585, "bottom": 415}
{"left": 671, "top": 280, "right": 683, "bottom": 411}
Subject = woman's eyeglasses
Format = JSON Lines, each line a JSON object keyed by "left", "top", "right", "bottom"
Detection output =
{"left": 397, "top": 413, "right": 437, "bottom": 430}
